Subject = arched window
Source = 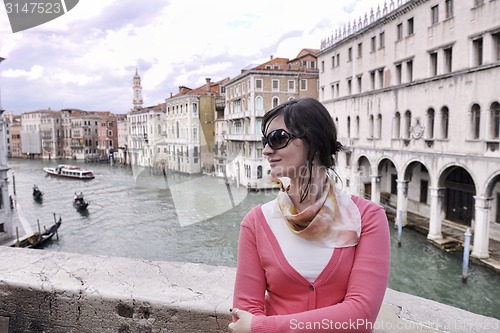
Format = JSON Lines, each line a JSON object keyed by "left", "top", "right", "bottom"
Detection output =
{"left": 257, "top": 166, "right": 263, "bottom": 179}
{"left": 356, "top": 116, "right": 360, "bottom": 138}
{"left": 255, "top": 96, "right": 263, "bottom": 116}
{"left": 490, "top": 102, "right": 500, "bottom": 139}
{"left": 368, "top": 115, "right": 374, "bottom": 138}
{"left": 393, "top": 112, "right": 401, "bottom": 139}
{"left": 347, "top": 116, "right": 351, "bottom": 138}
{"left": 471, "top": 104, "right": 481, "bottom": 139}
{"left": 375, "top": 114, "right": 382, "bottom": 139}
{"left": 426, "top": 108, "right": 435, "bottom": 139}
{"left": 440, "top": 107, "right": 449, "bottom": 139}
{"left": 272, "top": 97, "right": 279, "bottom": 108}
{"left": 404, "top": 110, "right": 412, "bottom": 139}
{"left": 176, "top": 121, "right": 180, "bottom": 138}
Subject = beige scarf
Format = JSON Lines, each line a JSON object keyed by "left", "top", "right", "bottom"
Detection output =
{"left": 275, "top": 177, "right": 361, "bottom": 248}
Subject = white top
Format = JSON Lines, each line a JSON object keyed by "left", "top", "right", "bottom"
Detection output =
{"left": 261, "top": 199, "right": 334, "bottom": 283}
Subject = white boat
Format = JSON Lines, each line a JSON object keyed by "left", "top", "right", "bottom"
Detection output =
{"left": 43, "top": 164, "right": 95, "bottom": 180}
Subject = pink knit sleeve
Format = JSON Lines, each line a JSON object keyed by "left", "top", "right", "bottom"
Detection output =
{"left": 232, "top": 207, "right": 267, "bottom": 318}
{"left": 252, "top": 202, "right": 391, "bottom": 333}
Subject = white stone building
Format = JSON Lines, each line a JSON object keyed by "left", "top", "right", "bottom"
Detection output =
{"left": 163, "top": 78, "right": 227, "bottom": 174}
{"left": 318, "top": 0, "right": 500, "bottom": 258}
{"left": 221, "top": 50, "right": 320, "bottom": 189}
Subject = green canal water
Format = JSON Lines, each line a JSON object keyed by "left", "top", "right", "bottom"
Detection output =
{"left": 3, "top": 158, "right": 500, "bottom": 320}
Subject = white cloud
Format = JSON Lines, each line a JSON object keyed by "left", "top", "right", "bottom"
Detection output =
{"left": 3, "top": 64, "right": 43, "bottom": 80}
{"left": 0, "top": 0, "right": 387, "bottom": 113}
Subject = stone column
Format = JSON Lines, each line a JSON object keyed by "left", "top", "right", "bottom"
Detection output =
{"left": 427, "top": 187, "right": 445, "bottom": 240}
{"left": 371, "top": 174, "right": 381, "bottom": 204}
{"left": 471, "top": 196, "right": 492, "bottom": 259}
{"left": 395, "top": 179, "right": 409, "bottom": 227}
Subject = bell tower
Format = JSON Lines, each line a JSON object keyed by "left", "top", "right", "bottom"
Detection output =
{"left": 133, "top": 68, "right": 143, "bottom": 110}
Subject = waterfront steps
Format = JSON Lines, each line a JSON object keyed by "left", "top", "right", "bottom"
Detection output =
{"left": 0, "top": 247, "right": 498, "bottom": 332}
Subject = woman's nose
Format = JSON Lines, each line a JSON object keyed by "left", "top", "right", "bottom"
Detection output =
{"left": 262, "top": 143, "right": 273, "bottom": 155}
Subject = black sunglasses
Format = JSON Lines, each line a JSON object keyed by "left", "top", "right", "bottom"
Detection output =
{"left": 262, "top": 129, "right": 298, "bottom": 150}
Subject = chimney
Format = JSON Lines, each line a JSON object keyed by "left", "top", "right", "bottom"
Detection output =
{"left": 270, "top": 55, "right": 273, "bottom": 60}
{"left": 170, "top": 92, "right": 173, "bottom": 98}
{"left": 205, "top": 78, "right": 211, "bottom": 94}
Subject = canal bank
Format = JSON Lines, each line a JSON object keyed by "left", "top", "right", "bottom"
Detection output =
{"left": 395, "top": 210, "right": 500, "bottom": 273}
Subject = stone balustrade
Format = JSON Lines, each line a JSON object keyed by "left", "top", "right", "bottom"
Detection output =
{"left": 0, "top": 247, "right": 498, "bottom": 332}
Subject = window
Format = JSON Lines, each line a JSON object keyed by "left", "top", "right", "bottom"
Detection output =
{"left": 474, "top": 0, "right": 484, "bottom": 6}
{"left": 255, "top": 79, "right": 263, "bottom": 91}
{"left": 357, "top": 75, "right": 362, "bottom": 93}
{"left": 272, "top": 97, "right": 279, "bottom": 108}
{"left": 192, "top": 127, "right": 198, "bottom": 140}
{"left": 494, "top": 32, "right": 500, "bottom": 61}
{"left": 310, "top": 61, "right": 316, "bottom": 69}
{"left": 336, "top": 54, "right": 340, "bottom": 66}
{"left": 300, "top": 79, "right": 307, "bottom": 90}
{"left": 395, "top": 63, "right": 402, "bottom": 85}
{"left": 368, "top": 115, "right": 374, "bottom": 138}
{"left": 357, "top": 43, "right": 363, "bottom": 58}
{"left": 301, "top": 60, "right": 307, "bottom": 67}
{"left": 397, "top": 23, "right": 403, "bottom": 40}
{"left": 378, "top": 68, "right": 384, "bottom": 89}
{"left": 370, "top": 71, "right": 375, "bottom": 90}
{"left": 375, "top": 114, "right": 382, "bottom": 139}
{"left": 430, "top": 52, "right": 438, "bottom": 76}
{"left": 426, "top": 108, "right": 435, "bottom": 139}
{"left": 473, "top": 37, "right": 483, "bottom": 66}
{"left": 431, "top": 5, "right": 439, "bottom": 25}
{"left": 404, "top": 110, "right": 412, "bottom": 139}
{"left": 407, "top": 18, "right": 414, "bottom": 35}
{"left": 347, "top": 78, "right": 352, "bottom": 95}
{"left": 444, "top": 47, "right": 453, "bottom": 73}
{"left": 406, "top": 60, "right": 413, "bottom": 82}
{"left": 255, "top": 96, "right": 263, "bottom": 115}
{"left": 379, "top": 32, "right": 385, "bottom": 48}
{"left": 490, "top": 102, "right": 500, "bottom": 139}
{"left": 321, "top": 60, "right": 325, "bottom": 72}
{"left": 272, "top": 79, "right": 279, "bottom": 92}
{"left": 471, "top": 104, "right": 481, "bottom": 139}
{"left": 355, "top": 116, "right": 360, "bottom": 138}
{"left": 192, "top": 103, "right": 198, "bottom": 116}
{"left": 393, "top": 112, "right": 401, "bottom": 139}
{"left": 441, "top": 107, "right": 449, "bottom": 139}
{"left": 288, "top": 80, "right": 295, "bottom": 92}
{"left": 445, "top": 0, "right": 453, "bottom": 19}
{"left": 371, "top": 36, "right": 376, "bottom": 52}
{"left": 348, "top": 47, "right": 352, "bottom": 61}
{"left": 347, "top": 116, "right": 351, "bottom": 138}
{"left": 331, "top": 56, "right": 335, "bottom": 68}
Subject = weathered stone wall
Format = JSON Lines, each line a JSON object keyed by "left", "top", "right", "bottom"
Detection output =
{"left": 0, "top": 246, "right": 499, "bottom": 333}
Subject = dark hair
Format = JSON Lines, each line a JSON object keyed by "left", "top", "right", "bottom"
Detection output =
{"left": 262, "top": 98, "right": 343, "bottom": 201}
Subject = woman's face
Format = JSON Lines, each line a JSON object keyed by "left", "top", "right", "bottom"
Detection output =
{"left": 262, "top": 115, "right": 308, "bottom": 180}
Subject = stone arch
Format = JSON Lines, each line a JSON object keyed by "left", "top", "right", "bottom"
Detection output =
{"left": 356, "top": 155, "right": 372, "bottom": 199}
{"left": 439, "top": 165, "right": 477, "bottom": 226}
{"left": 402, "top": 160, "right": 431, "bottom": 216}
{"left": 376, "top": 157, "right": 398, "bottom": 207}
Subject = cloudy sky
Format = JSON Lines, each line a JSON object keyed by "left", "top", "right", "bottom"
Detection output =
{"left": 0, "top": 0, "right": 384, "bottom": 115}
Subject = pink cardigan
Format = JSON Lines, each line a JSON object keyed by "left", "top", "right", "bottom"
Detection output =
{"left": 232, "top": 196, "right": 391, "bottom": 333}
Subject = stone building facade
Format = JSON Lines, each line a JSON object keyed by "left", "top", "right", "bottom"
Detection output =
{"left": 221, "top": 49, "right": 320, "bottom": 189}
{"left": 318, "top": 0, "right": 500, "bottom": 258}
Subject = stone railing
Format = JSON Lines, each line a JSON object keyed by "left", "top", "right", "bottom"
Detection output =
{"left": 0, "top": 247, "right": 498, "bottom": 332}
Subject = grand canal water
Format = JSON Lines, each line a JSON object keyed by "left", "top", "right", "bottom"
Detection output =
{"left": 3, "top": 158, "right": 500, "bottom": 320}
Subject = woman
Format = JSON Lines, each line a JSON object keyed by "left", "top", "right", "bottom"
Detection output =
{"left": 228, "top": 98, "right": 390, "bottom": 333}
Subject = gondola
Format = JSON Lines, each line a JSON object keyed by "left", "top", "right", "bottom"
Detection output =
{"left": 73, "top": 192, "right": 89, "bottom": 211}
{"left": 32, "top": 185, "right": 43, "bottom": 201}
{"left": 12, "top": 216, "right": 62, "bottom": 249}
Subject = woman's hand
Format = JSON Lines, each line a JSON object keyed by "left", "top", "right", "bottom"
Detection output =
{"left": 228, "top": 308, "right": 254, "bottom": 333}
